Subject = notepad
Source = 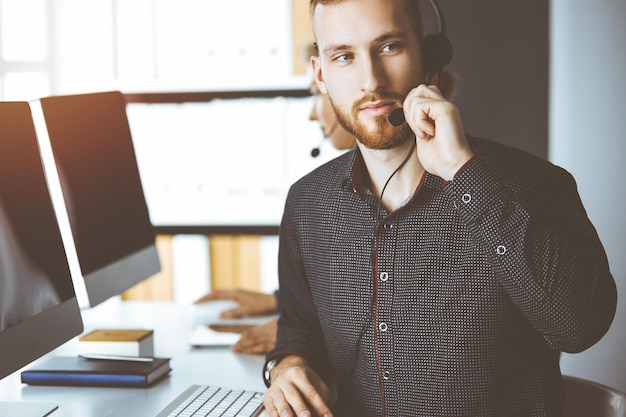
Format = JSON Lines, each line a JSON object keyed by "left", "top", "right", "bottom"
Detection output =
{"left": 21, "top": 356, "right": 171, "bottom": 388}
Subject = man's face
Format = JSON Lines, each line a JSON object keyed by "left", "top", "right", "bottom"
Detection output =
{"left": 311, "top": 0, "right": 424, "bottom": 150}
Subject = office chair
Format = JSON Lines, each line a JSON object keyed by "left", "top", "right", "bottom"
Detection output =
{"left": 563, "top": 375, "right": 626, "bottom": 417}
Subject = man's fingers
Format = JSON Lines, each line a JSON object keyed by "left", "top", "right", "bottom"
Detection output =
{"left": 262, "top": 392, "right": 282, "bottom": 417}
{"left": 266, "top": 389, "right": 296, "bottom": 417}
{"left": 281, "top": 383, "right": 316, "bottom": 417}
{"left": 299, "top": 383, "right": 332, "bottom": 417}
{"left": 412, "top": 83, "right": 443, "bottom": 99}
{"left": 263, "top": 396, "right": 286, "bottom": 417}
{"left": 403, "top": 89, "right": 451, "bottom": 139}
{"left": 281, "top": 369, "right": 333, "bottom": 417}
{"left": 415, "top": 119, "right": 435, "bottom": 138}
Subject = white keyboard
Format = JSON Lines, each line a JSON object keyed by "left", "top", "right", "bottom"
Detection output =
{"left": 155, "top": 385, "right": 264, "bottom": 417}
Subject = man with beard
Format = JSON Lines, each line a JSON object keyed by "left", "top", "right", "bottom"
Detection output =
{"left": 262, "top": 0, "right": 617, "bottom": 416}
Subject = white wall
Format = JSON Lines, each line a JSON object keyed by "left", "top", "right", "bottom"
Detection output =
{"left": 550, "top": 0, "right": 626, "bottom": 392}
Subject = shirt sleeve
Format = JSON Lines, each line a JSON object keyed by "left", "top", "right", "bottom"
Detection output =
{"left": 444, "top": 155, "right": 617, "bottom": 353}
{"left": 265, "top": 188, "right": 334, "bottom": 383}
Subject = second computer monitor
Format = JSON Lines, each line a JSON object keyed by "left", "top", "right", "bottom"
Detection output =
{"left": 38, "top": 91, "right": 161, "bottom": 308}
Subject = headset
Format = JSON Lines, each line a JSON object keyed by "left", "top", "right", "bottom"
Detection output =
{"left": 388, "top": 0, "right": 453, "bottom": 126}
{"left": 422, "top": 0, "right": 453, "bottom": 75}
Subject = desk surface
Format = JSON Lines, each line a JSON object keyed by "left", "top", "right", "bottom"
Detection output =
{"left": 0, "top": 298, "right": 267, "bottom": 416}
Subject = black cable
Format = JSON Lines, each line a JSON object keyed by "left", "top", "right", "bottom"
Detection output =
{"left": 344, "top": 140, "right": 417, "bottom": 382}
{"left": 344, "top": 1, "right": 443, "bottom": 373}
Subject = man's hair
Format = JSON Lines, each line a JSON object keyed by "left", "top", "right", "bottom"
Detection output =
{"left": 309, "top": 0, "right": 423, "bottom": 39}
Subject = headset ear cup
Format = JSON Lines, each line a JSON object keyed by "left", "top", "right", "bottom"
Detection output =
{"left": 422, "top": 34, "right": 453, "bottom": 73}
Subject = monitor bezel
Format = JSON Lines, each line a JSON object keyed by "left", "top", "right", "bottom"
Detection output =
{"left": 0, "top": 101, "right": 84, "bottom": 380}
{"left": 34, "top": 92, "right": 161, "bottom": 308}
{"left": 0, "top": 298, "right": 83, "bottom": 379}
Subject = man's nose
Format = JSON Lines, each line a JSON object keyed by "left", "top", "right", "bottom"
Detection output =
{"left": 360, "top": 55, "right": 387, "bottom": 93}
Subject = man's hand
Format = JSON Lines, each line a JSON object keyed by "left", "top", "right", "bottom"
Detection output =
{"left": 402, "top": 84, "right": 474, "bottom": 181}
{"left": 264, "top": 355, "right": 334, "bottom": 417}
{"left": 194, "top": 289, "right": 277, "bottom": 318}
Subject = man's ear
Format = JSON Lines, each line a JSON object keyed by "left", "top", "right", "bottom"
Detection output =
{"left": 311, "top": 55, "right": 328, "bottom": 94}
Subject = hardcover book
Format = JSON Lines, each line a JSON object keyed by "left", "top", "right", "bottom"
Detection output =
{"left": 78, "top": 329, "right": 154, "bottom": 357}
{"left": 21, "top": 356, "right": 171, "bottom": 388}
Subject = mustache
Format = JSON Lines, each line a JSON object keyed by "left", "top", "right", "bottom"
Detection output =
{"left": 352, "top": 93, "right": 405, "bottom": 112}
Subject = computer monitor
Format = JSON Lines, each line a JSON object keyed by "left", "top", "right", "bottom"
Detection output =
{"left": 0, "top": 102, "right": 84, "bottom": 415}
{"left": 35, "top": 91, "right": 161, "bottom": 308}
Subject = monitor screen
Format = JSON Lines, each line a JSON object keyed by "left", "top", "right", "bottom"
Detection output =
{"left": 37, "top": 91, "right": 161, "bottom": 308}
{"left": 0, "top": 101, "right": 83, "bottom": 382}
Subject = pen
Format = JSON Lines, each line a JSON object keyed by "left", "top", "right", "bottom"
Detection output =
{"left": 79, "top": 354, "right": 155, "bottom": 363}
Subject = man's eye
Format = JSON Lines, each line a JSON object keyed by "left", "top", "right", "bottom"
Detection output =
{"left": 334, "top": 53, "right": 354, "bottom": 63}
{"left": 381, "top": 43, "right": 400, "bottom": 53}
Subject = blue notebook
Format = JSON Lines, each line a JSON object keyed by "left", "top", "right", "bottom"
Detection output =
{"left": 21, "top": 356, "right": 171, "bottom": 387}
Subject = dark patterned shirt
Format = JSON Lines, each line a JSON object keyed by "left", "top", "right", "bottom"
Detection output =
{"left": 267, "top": 136, "right": 616, "bottom": 416}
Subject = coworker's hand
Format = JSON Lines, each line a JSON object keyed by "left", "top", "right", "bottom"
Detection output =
{"left": 264, "top": 355, "right": 333, "bottom": 417}
{"left": 209, "top": 319, "right": 277, "bottom": 354}
{"left": 194, "top": 289, "right": 277, "bottom": 318}
{"left": 231, "top": 319, "right": 277, "bottom": 354}
{"left": 208, "top": 324, "right": 253, "bottom": 334}
{"left": 402, "top": 84, "right": 474, "bottom": 181}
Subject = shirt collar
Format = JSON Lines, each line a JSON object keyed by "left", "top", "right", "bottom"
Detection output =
{"left": 340, "top": 147, "right": 446, "bottom": 200}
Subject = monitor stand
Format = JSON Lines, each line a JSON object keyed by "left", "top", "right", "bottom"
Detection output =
{"left": 0, "top": 401, "right": 58, "bottom": 416}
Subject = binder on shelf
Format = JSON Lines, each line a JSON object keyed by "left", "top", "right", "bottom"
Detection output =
{"left": 20, "top": 356, "right": 171, "bottom": 388}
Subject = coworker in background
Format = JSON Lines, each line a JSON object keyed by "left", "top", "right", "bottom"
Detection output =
{"left": 302, "top": 40, "right": 356, "bottom": 155}
{"left": 309, "top": 80, "right": 356, "bottom": 154}
{"left": 262, "top": 0, "right": 617, "bottom": 416}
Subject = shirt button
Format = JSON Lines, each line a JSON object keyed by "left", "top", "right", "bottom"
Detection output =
{"left": 379, "top": 322, "right": 388, "bottom": 332}
{"left": 379, "top": 272, "right": 389, "bottom": 282}
{"left": 383, "top": 223, "right": 394, "bottom": 229}
{"left": 462, "top": 193, "right": 472, "bottom": 204}
{"left": 383, "top": 370, "right": 391, "bottom": 380}
{"left": 496, "top": 245, "right": 507, "bottom": 255}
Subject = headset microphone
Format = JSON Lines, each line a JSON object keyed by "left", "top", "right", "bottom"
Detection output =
{"left": 310, "top": 144, "right": 322, "bottom": 158}
{"left": 310, "top": 120, "right": 339, "bottom": 157}
{"left": 388, "top": 108, "right": 405, "bottom": 127}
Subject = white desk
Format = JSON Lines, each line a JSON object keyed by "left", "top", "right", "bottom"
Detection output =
{"left": 0, "top": 298, "right": 267, "bottom": 416}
